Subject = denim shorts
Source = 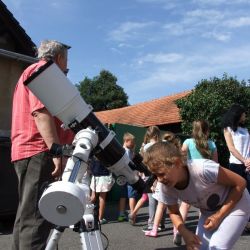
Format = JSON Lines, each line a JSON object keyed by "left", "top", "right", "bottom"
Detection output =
{"left": 127, "top": 184, "right": 139, "bottom": 199}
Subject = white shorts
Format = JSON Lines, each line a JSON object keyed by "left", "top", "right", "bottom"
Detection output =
{"left": 90, "top": 174, "right": 115, "bottom": 193}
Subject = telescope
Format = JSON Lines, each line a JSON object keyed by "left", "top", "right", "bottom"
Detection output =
{"left": 24, "top": 60, "right": 153, "bottom": 225}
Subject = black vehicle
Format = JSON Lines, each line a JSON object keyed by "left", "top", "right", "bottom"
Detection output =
{"left": 0, "top": 137, "right": 18, "bottom": 220}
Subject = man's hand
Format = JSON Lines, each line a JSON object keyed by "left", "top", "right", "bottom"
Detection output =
{"left": 51, "top": 158, "right": 63, "bottom": 178}
{"left": 52, "top": 157, "right": 69, "bottom": 178}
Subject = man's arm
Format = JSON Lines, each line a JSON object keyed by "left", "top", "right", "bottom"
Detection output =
{"left": 33, "top": 107, "right": 62, "bottom": 177}
{"left": 33, "top": 107, "right": 59, "bottom": 148}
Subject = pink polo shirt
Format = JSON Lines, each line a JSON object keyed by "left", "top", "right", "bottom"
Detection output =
{"left": 11, "top": 60, "right": 74, "bottom": 162}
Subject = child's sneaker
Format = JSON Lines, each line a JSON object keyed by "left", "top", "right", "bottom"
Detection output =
{"left": 157, "top": 225, "right": 166, "bottom": 232}
{"left": 145, "top": 230, "right": 158, "bottom": 237}
{"left": 142, "top": 225, "right": 153, "bottom": 232}
{"left": 173, "top": 232, "right": 182, "bottom": 246}
{"left": 117, "top": 215, "right": 127, "bottom": 222}
{"left": 128, "top": 213, "right": 136, "bottom": 225}
{"left": 99, "top": 218, "right": 108, "bottom": 225}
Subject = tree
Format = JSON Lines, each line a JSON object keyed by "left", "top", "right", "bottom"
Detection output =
{"left": 76, "top": 70, "right": 129, "bottom": 111}
{"left": 176, "top": 74, "right": 250, "bottom": 166}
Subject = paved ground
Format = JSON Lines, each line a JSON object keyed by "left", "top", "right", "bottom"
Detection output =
{"left": 0, "top": 202, "right": 250, "bottom": 250}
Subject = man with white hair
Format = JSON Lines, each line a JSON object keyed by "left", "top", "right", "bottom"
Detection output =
{"left": 11, "top": 40, "right": 73, "bottom": 250}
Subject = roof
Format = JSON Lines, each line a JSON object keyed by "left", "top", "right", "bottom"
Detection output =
{"left": 0, "top": 1, "right": 36, "bottom": 56}
{"left": 95, "top": 91, "right": 191, "bottom": 127}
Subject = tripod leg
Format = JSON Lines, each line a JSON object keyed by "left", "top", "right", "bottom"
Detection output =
{"left": 77, "top": 219, "right": 104, "bottom": 250}
{"left": 80, "top": 230, "right": 104, "bottom": 250}
{"left": 46, "top": 227, "right": 65, "bottom": 250}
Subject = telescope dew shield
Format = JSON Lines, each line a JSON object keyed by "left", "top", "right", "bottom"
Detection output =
{"left": 24, "top": 60, "right": 92, "bottom": 128}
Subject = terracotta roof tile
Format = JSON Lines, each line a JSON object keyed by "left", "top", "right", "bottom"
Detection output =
{"left": 95, "top": 91, "right": 191, "bottom": 127}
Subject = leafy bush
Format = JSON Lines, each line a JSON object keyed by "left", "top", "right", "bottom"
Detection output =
{"left": 176, "top": 74, "right": 250, "bottom": 167}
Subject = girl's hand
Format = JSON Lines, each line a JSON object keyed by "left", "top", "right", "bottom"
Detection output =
{"left": 90, "top": 193, "right": 96, "bottom": 203}
{"left": 244, "top": 158, "right": 250, "bottom": 168}
{"left": 203, "top": 213, "right": 221, "bottom": 230}
{"left": 182, "top": 230, "right": 202, "bottom": 250}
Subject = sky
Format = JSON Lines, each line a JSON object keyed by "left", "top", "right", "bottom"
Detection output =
{"left": 4, "top": 0, "right": 250, "bottom": 105}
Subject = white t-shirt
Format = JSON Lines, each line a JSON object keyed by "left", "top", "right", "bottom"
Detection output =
{"left": 227, "top": 127, "right": 250, "bottom": 164}
{"left": 153, "top": 159, "right": 250, "bottom": 216}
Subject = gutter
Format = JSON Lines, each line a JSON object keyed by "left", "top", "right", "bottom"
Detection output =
{"left": 0, "top": 48, "right": 37, "bottom": 64}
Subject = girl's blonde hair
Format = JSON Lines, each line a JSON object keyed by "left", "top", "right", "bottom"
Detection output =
{"left": 143, "top": 126, "right": 161, "bottom": 144}
{"left": 162, "top": 131, "right": 181, "bottom": 150}
{"left": 192, "top": 120, "right": 212, "bottom": 159}
{"left": 143, "top": 141, "right": 186, "bottom": 173}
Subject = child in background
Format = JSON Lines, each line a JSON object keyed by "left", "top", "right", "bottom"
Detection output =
{"left": 123, "top": 132, "right": 140, "bottom": 224}
{"left": 117, "top": 132, "right": 139, "bottom": 222}
{"left": 144, "top": 141, "right": 250, "bottom": 250}
{"left": 90, "top": 158, "right": 114, "bottom": 224}
{"left": 145, "top": 131, "right": 180, "bottom": 238}
{"left": 182, "top": 120, "right": 218, "bottom": 162}
{"left": 140, "top": 126, "right": 166, "bottom": 232}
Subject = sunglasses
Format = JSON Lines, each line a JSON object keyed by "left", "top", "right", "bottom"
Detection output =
{"left": 64, "top": 68, "right": 69, "bottom": 75}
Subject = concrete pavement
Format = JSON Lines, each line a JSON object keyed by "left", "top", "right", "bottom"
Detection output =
{"left": 0, "top": 202, "right": 249, "bottom": 250}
